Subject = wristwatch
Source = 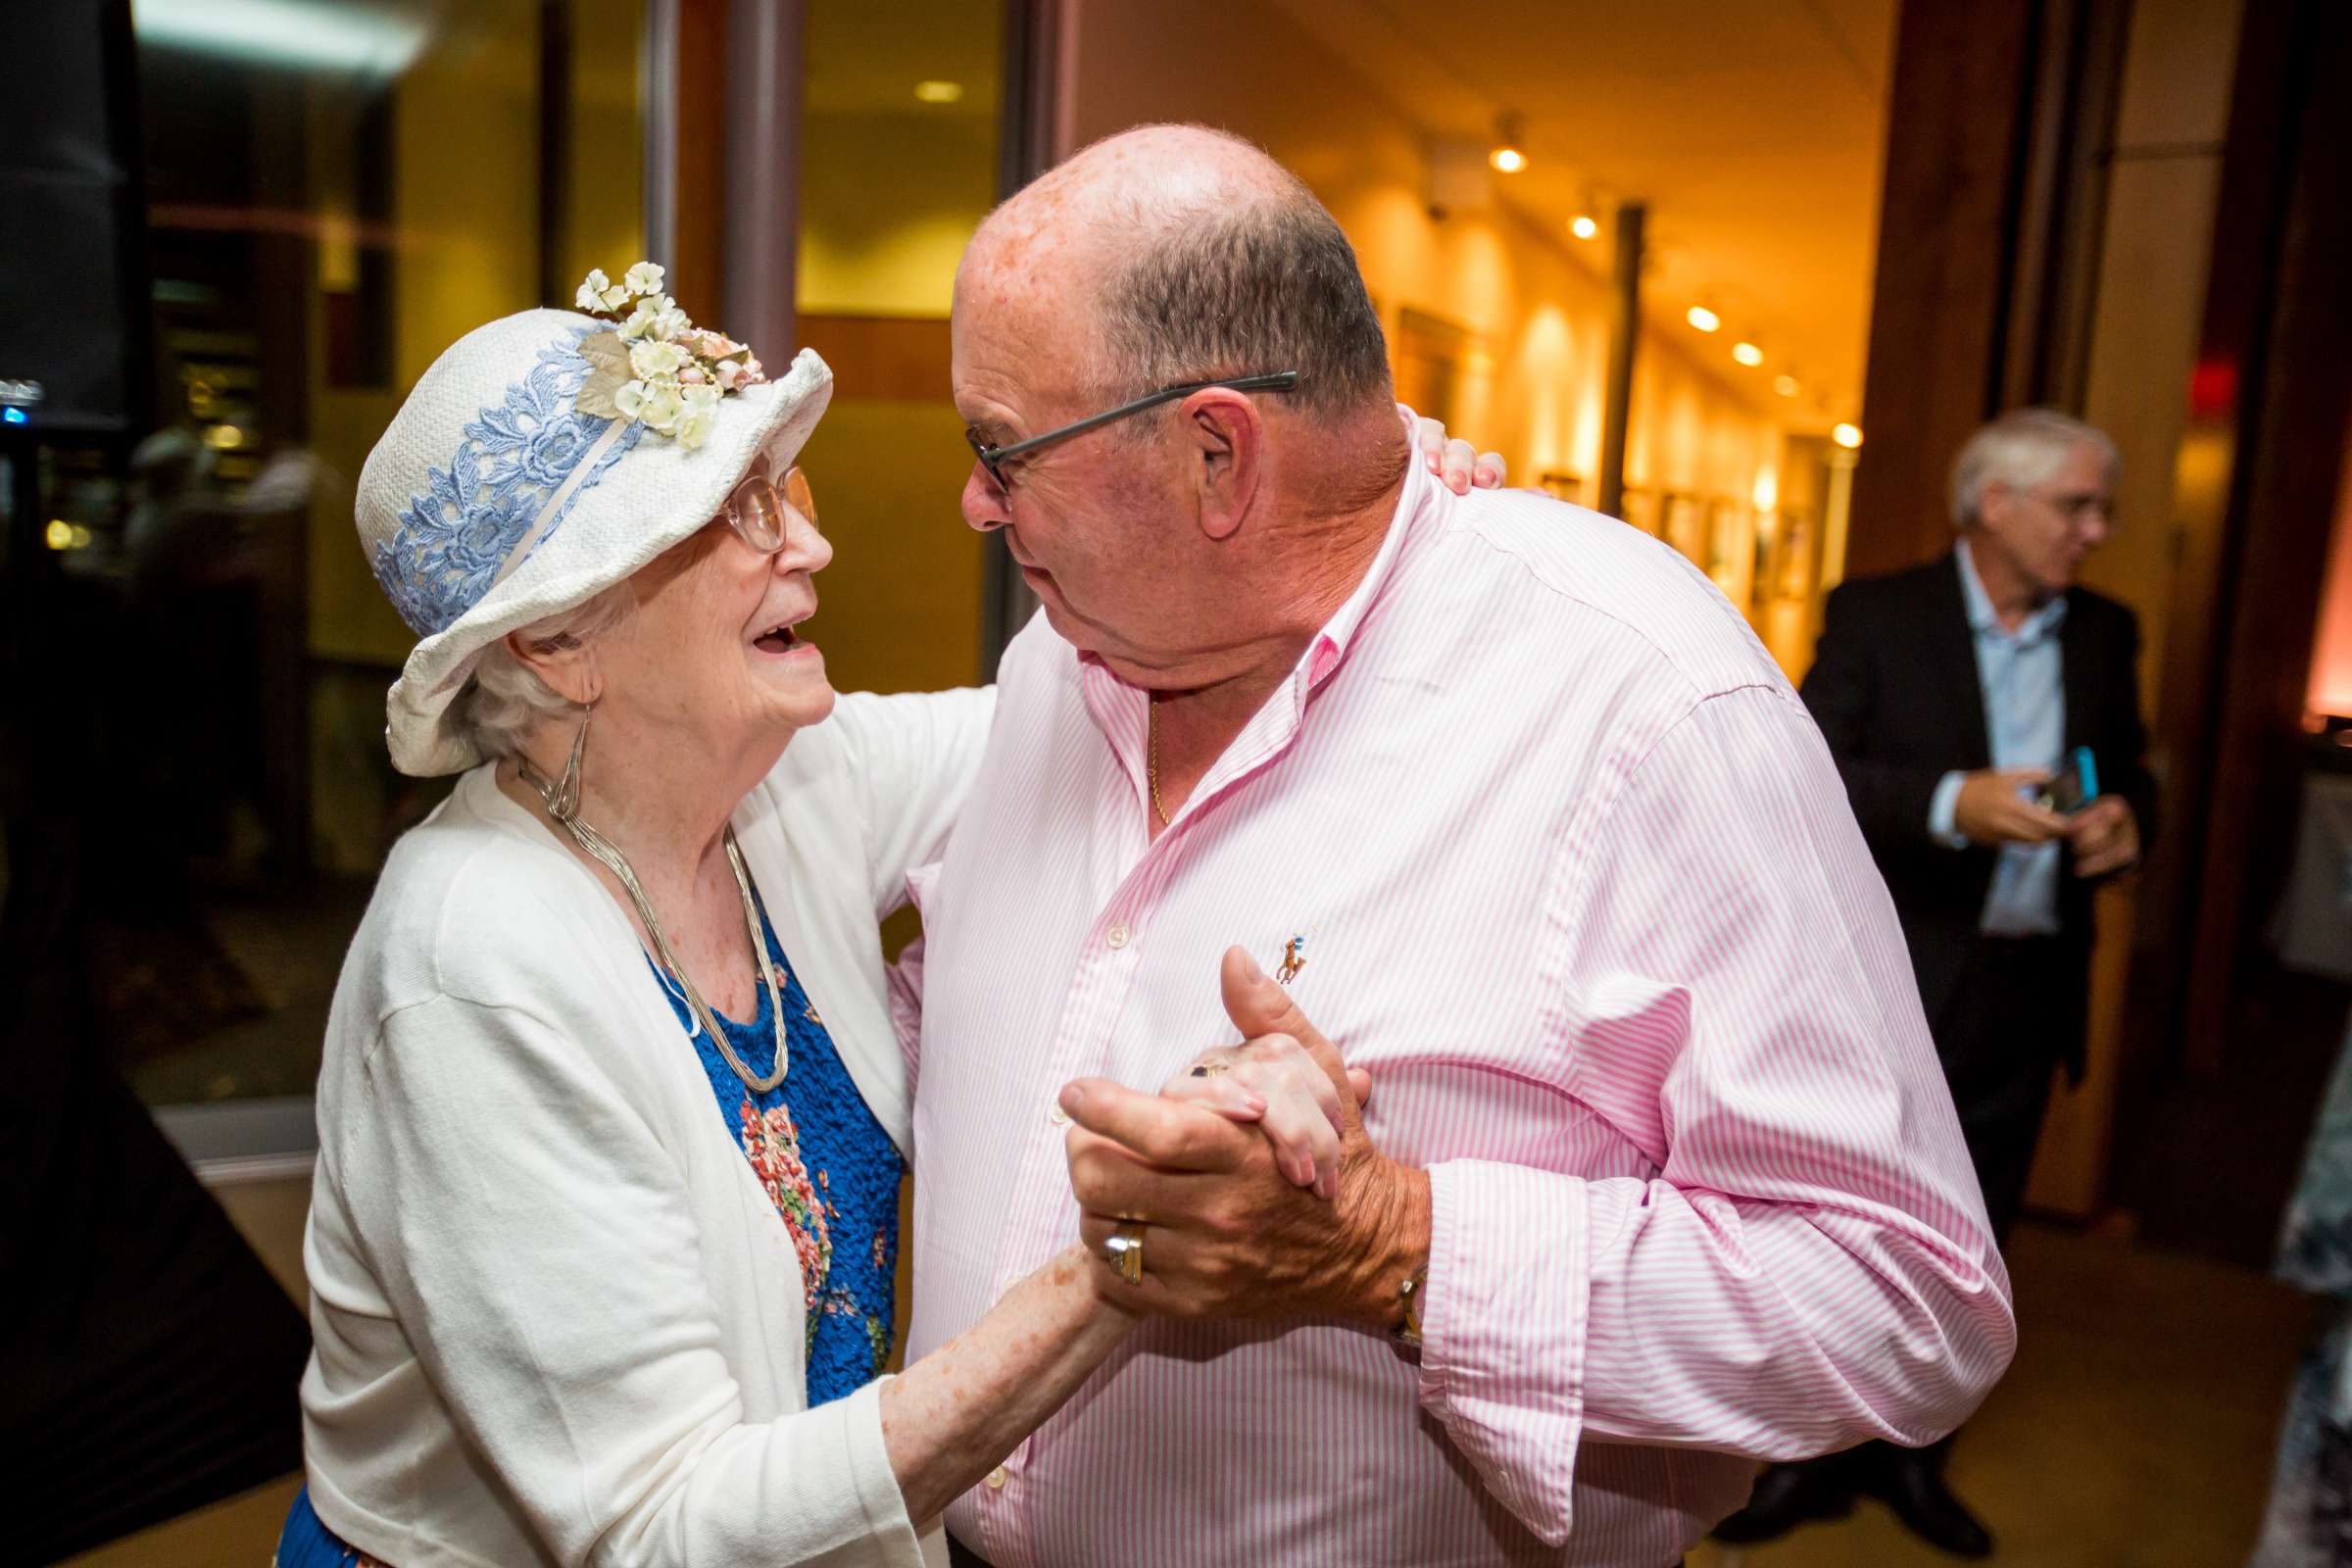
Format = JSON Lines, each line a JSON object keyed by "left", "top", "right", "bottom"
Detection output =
{"left": 1395, "top": 1265, "right": 1428, "bottom": 1348}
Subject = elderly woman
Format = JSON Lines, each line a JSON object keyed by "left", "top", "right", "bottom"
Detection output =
{"left": 277, "top": 270, "right": 1498, "bottom": 1568}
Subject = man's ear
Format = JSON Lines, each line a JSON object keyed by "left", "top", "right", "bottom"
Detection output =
{"left": 505, "top": 628, "right": 603, "bottom": 708}
{"left": 1180, "top": 387, "right": 1263, "bottom": 542}
{"left": 1977, "top": 482, "right": 2014, "bottom": 532}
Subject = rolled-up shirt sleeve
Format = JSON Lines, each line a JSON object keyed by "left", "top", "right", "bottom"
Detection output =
{"left": 1416, "top": 684, "right": 2014, "bottom": 1546}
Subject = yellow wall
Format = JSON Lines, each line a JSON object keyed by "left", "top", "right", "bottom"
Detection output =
{"left": 799, "top": 110, "right": 997, "bottom": 318}
{"left": 792, "top": 402, "right": 988, "bottom": 694}
{"left": 1061, "top": 3, "right": 1785, "bottom": 601}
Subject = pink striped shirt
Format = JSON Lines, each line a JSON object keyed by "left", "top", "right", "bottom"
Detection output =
{"left": 902, "top": 448, "right": 2015, "bottom": 1566}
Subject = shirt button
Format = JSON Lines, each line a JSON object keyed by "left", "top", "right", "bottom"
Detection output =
{"left": 1049, "top": 1102, "right": 1070, "bottom": 1125}
{"left": 985, "top": 1466, "right": 1008, "bottom": 1490}
{"left": 1105, "top": 922, "right": 1130, "bottom": 950}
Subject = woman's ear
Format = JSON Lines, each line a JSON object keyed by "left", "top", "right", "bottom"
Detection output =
{"left": 506, "top": 628, "right": 603, "bottom": 708}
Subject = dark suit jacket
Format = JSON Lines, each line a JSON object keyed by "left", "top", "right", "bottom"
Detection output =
{"left": 1799, "top": 552, "right": 2158, "bottom": 1078}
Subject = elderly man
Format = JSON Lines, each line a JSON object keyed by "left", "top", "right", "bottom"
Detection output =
{"left": 904, "top": 123, "right": 2014, "bottom": 1568}
{"left": 1721, "top": 409, "right": 2155, "bottom": 1555}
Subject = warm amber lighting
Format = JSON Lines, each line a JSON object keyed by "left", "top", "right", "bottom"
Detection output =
{"left": 1570, "top": 215, "right": 1598, "bottom": 239}
{"left": 1773, "top": 374, "right": 1800, "bottom": 398}
{"left": 44, "top": 519, "right": 74, "bottom": 550}
{"left": 912, "top": 79, "right": 963, "bottom": 104}
{"left": 1833, "top": 422, "right": 1864, "bottom": 449}
{"left": 1489, "top": 146, "right": 1527, "bottom": 173}
{"left": 1686, "top": 305, "right": 1721, "bottom": 333}
{"left": 1732, "top": 342, "right": 1763, "bottom": 367}
{"left": 205, "top": 422, "right": 245, "bottom": 450}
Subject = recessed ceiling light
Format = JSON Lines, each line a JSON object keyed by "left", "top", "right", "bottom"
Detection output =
{"left": 1833, "top": 422, "right": 1865, "bottom": 449}
{"left": 1687, "top": 305, "right": 1721, "bottom": 333}
{"left": 1570, "top": 215, "right": 1598, "bottom": 239}
{"left": 1732, "top": 342, "right": 1763, "bottom": 367}
{"left": 1773, "top": 374, "right": 1800, "bottom": 397}
{"left": 1489, "top": 146, "right": 1527, "bottom": 173}
{"left": 913, "top": 79, "right": 963, "bottom": 104}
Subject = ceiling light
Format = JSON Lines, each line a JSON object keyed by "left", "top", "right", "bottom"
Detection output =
{"left": 912, "top": 79, "right": 963, "bottom": 104}
{"left": 1687, "top": 305, "right": 1721, "bottom": 333}
{"left": 1732, "top": 341, "right": 1763, "bottom": 367}
{"left": 1773, "top": 374, "right": 1800, "bottom": 398}
{"left": 1489, "top": 112, "right": 1527, "bottom": 174}
{"left": 1833, "top": 422, "right": 1864, "bottom": 449}
{"left": 133, "top": 0, "right": 426, "bottom": 75}
{"left": 1570, "top": 215, "right": 1598, "bottom": 240}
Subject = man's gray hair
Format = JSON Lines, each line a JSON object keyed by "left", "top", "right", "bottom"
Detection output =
{"left": 458, "top": 580, "right": 634, "bottom": 760}
{"left": 1093, "top": 167, "right": 1393, "bottom": 423}
{"left": 1949, "top": 407, "right": 2120, "bottom": 527}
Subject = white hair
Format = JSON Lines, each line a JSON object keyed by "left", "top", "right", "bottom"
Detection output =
{"left": 1948, "top": 408, "right": 2120, "bottom": 528}
{"left": 456, "top": 580, "right": 636, "bottom": 761}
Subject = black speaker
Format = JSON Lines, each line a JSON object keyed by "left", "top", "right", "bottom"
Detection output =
{"left": 0, "top": 0, "right": 150, "bottom": 434}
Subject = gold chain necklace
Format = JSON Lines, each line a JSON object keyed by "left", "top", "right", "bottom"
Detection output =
{"left": 516, "top": 756, "right": 790, "bottom": 1093}
{"left": 1147, "top": 702, "right": 1171, "bottom": 826}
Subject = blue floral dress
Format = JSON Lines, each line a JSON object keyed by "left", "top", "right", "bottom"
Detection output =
{"left": 277, "top": 889, "right": 901, "bottom": 1565}
{"left": 646, "top": 895, "right": 904, "bottom": 1398}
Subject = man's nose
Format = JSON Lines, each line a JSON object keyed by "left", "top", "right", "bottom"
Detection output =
{"left": 961, "top": 466, "right": 1009, "bottom": 533}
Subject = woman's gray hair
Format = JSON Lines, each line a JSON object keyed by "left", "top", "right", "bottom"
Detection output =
{"left": 1949, "top": 408, "right": 2120, "bottom": 527}
{"left": 457, "top": 580, "right": 636, "bottom": 760}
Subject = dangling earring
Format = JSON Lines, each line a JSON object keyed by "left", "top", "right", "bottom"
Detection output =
{"left": 546, "top": 701, "right": 593, "bottom": 823}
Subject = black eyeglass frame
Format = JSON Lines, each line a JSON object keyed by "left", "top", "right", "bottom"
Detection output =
{"left": 964, "top": 370, "right": 1302, "bottom": 489}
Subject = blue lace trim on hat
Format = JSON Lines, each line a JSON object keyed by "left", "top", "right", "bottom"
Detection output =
{"left": 372, "top": 327, "right": 646, "bottom": 637}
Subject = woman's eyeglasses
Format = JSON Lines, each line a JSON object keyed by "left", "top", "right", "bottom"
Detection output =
{"left": 718, "top": 465, "right": 816, "bottom": 554}
{"left": 964, "top": 370, "right": 1301, "bottom": 493}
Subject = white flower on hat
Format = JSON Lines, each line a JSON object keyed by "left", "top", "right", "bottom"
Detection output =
{"left": 629, "top": 339, "right": 688, "bottom": 379}
{"left": 572, "top": 261, "right": 772, "bottom": 450}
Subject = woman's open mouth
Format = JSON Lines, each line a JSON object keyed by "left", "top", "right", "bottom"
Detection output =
{"left": 752, "top": 614, "right": 813, "bottom": 656}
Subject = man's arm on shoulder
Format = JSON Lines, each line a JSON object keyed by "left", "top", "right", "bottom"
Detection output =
{"left": 1415, "top": 685, "right": 2015, "bottom": 1544}
{"left": 1799, "top": 579, "right": 1956, "bottom": 846}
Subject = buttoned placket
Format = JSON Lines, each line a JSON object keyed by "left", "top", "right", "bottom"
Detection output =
{"left": 966, "top": 643, "right": 1344, "bottom": 1564}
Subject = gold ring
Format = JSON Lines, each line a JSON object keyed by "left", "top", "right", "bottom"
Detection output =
{"left": 1102, "top": 1222, "right": 1147, "bottom": 1286}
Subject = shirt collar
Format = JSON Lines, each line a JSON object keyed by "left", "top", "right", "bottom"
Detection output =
{"left": 1956, "top": 537, "right": 2067, "bottom": 644}
{"left": 1298, "top": 410, "right": 1435, "bottom": 691}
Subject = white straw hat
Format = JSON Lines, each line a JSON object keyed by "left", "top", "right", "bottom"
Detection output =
{"left": 358, "top": 299, "right": 832, "bottom": 776}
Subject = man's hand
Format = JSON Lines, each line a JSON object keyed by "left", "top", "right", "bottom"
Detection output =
{"left": 1953, "top": 766, "right": 2069, "bottom": 845}
{"left": 1060, "top": 947, "right": 1429, "bottom": 1328}
{"left": 2066, "top": 795, "right": 2140, "bottom": 878}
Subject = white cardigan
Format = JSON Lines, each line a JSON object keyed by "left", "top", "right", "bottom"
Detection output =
{"left": 300, "top": 688, "right": 994, "bottom": 1568}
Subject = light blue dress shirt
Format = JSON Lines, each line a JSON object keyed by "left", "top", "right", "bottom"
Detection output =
{"left": 1927, "top": 540, "right": 2067, "bottom": 936}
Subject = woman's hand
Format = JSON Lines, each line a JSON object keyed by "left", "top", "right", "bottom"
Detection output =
{"left": 1159, "top": 1036, "right": 1372, "bottom": 1201}
{"left": 1414, "top": 416, "right": 1508, "bottom": 495}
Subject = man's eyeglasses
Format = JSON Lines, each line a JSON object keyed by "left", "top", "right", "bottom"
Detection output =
{"left": 964, "top": 371, "right": 1302, "bottom": 491}
{"left": 717, "top": 465, "right": 816, "bottom": 554}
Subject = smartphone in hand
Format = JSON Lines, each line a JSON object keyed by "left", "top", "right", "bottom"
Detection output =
{"left": 2037, "top": 746, "right": 2100, "bottom": 814}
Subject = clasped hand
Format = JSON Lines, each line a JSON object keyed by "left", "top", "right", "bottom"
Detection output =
{"left": 1057, "top": 947, "right": 1425, "bottom": 1328}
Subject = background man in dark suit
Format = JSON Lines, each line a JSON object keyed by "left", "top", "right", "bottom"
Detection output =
{"left": 1716, "top": 408, "right": 2157, "bottom": 1558}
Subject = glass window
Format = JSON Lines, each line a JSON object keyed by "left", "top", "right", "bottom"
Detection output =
{"left": 17, "top": 2, "right": 644, "bottom": 1110}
